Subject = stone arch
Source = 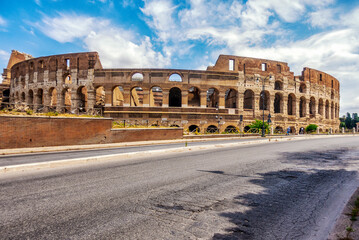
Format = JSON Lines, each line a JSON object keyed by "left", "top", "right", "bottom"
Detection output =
{"left": 224, "top": 125, "right": 238, "bottom": 133}
{"left": 206, "top": 125, "right": 218, "bottom": 133}
{"left": 36, "top": 89, "right": 44, "bottom": 107}
{"left": 28, "top": 89, "right": 34, "bottom": 107}
{"left": 188, "top": 86, "right": 200, "bottom": 107}
{"left": 150, "top": 86, "right": 163, "bottom": 107}
{"left": 287, "top": 93, "right": 296, "bottom": 115}
{"left": 289, "top": 126, "right": 296, "bottom": 134}
{"left": 274, "top": 126, "right": 283, "bottom": 134}
{"left": 188, "top": 125, "right": 200, "bottom": 133}
{"left": 131, "top": 87, "right": 143, "bottom": 107}
{"left": 244, "top": 89, "right": 254, "bottom": 109}
{"left": 77, "top": 86, "right": 88, "bottom": 111}
{"left": 112, "top": 86, "right": 124, "bottom": 106}
{"left": 61, "top": 88, "right": 71, "bottom": 112}
{"left": 259, "top": 90, "right": 270, "bottom": 110}
{"left": 64, "top": 75, "right": 72, "bottom": 84}
{"left": 95, "top": 86, "right": 105, "bottom": 106}
{"left": 131, "top": 73, "right": 144, "bottom": 81}
{"left": 274, "top": 81, "right": 283, "bottom": 90}
{"left": 21, "top": 92, "right": 26, "bottom": 103}
{"left": 299, "top": 83, "right": 306, "bottom": 93}
{"left": 309, "top": 97, "right": 316, "bottom": 117}
{"left": 325, "top": 100, "right": 330, "bottom": 119}
{"left": 207, "top": 88, "right": 219, "bottom": 108}
{"left": 274, "top": 93, "right": 283, "bottom": 113}
{"left": 331, "top": 102, "right": 334, "bottom": 119}
{"left": 318, "top": 98, "right": 324, "bottom": 116}
{"left": 48, "top": 88, "right": 57, "bottom": 107}
{"left": 225, "top": 88, "right": 237, "bottom": 108}
{"left": 299, "top": 96, "right": 306, "bottom": 117}
{"left": 169, "top": 73, "right": 182, "bottom": 82}
{"left": 169, "top": 87, "right": 182, "bottom": 107}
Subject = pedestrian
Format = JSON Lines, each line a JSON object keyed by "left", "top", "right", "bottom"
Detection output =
{"left": 286, "top": 127, "right": 290, "bottom": 135}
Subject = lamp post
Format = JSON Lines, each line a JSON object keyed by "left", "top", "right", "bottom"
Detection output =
{"left": 216, "top": 108, "right": 222, "bottom": 134}
{"left": 256, "top": 75, "right": 272, "bottom": 137}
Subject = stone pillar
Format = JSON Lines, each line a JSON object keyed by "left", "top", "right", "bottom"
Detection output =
{"left": 71, "top": 89, "right": 80, "bottom": 113}
{"left": 342, "top": 127, "right": 345, "bottom": 134}
{"left": 33, "top": 92, "right": 39, "bottom": 111}
{"left": 283, "top": 96, "right": 288, "bottom": 115}
{"left": 162, "top": 90, "right": 169, "bottom": 107}
{"left": 200, "top": 92, "right": 207, "bottom": 108}
{"left": 43, "top": 91, "right": 50, "bottom": 112}
{"left": 305, "top": 98, "right": 310, "bottom": 117}
{"left": 270, "top": 126, "right": 274, "bottom": 135}
{"left": 56, "top": 92, "right": 62, "bottom": 112}
{"left": 219, "top": 93, "right": 225, "bottom": 109}
{"left": 182, "top": 91, "right": 188, "bottom": 108}
{"left": 142, "top": 90, "right": 150, "bottom": 107}
{"left": 104, "top": 88, "right": 112, "bottom": 107}
{"left": 317, "top": 128, "right": 320, "bottom": 134}
{"left": 87, "top": 90, "right": 95, "bottom": 111}
{"left": 254, "top": 94, "right": 261, "bottom": 117}
{"left": 295, "top": 97, "right": 300, "bottom": 118}
{"left": 123, "top": 89, "right": 131, "bottom": 107}
{"left": 237, "top": 92, "right": 244, "bottom": 111}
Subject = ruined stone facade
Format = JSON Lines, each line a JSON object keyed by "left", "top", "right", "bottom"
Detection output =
{"left": 8, "top": 51, "right": 340, "bottom": 133}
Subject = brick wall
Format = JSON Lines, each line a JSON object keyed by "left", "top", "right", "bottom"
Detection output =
{"left": 0, "top": 116, "right": 183, "bottom": 149}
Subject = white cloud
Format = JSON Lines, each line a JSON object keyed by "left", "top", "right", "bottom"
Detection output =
{"left": 34, "top": 13, "right": 169, "bottom": 68}
{"left": 308, "top": 8, "right": 337, "bottom": 28}
{"left": 0, "top": 16, "right": 7, "bottom": 26}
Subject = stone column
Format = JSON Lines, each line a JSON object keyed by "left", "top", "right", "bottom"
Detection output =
{"left": 305, "top": 98, "right": 310, "bottom": 117}
{"left": 87, "top": 90, "right": 95, "bottom": 112}
{"left": 182, "top": 91, "right": 188, "bottom": 108}
{"left": 295, "top": 97, "right": 300, "bottom": 118}
{"left": 200, "top": 92, "right": 207, "bottom": 108}
{"left": 218, "top": 93, "right": 225, "bottom": 109}
{"left": 104, "top": 88, "right": 112, "bottom": 107}
{"left": 162, "top": 90, "right": 169, "bottom": 107}
{"left": 123, "top": 88, "right": 131, "bottom": 107}
{"left": 56, "top": 92, "right": 62, "bottom": 112}
{"left": 142, "top": 89, "right": 150, "bottom": 107}
{"left": 71, "top": 89, "right": 80, "bottom": 113}
{"left": 283, "top": 95, "right": 288, "bottom": 115}
{"left": 237, "top": 92, "right": 244, "bottom": 111}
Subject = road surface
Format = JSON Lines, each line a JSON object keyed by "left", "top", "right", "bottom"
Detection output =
{"left": 1, "top": 136, "right": 358, "bottom": 239}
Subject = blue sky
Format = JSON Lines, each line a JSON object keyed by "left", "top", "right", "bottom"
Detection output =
{"left": 1, "top": 0, "right": 359, "bottom": 115}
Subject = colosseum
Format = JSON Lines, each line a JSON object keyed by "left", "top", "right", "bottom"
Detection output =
{"left": 3, "top": 50, "right": 340, "bottom": 134}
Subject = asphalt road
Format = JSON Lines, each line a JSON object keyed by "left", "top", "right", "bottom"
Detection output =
{"left": 0, "top": 137, "right": 265, "bottom": 167}
{"left": 1, "top": 136, "right": 359, "bottom": 239}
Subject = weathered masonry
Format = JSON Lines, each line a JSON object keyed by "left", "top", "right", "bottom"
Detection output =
{"left": 7, "top": 51, "right": 340, "bottom": 133}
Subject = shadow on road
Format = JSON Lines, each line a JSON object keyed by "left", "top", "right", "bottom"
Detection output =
{"left": 211, "top": 148, "right": 358, "bottom": 239}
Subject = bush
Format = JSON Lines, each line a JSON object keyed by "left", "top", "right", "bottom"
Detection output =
{"left": 249, "top": 119, "right": 269, "bottom": 133}
{"left": 305, "top": 124, "right": 318, "bottom": 133}
{"left": 45, "top": 111, "right": 59, "bottom": 116}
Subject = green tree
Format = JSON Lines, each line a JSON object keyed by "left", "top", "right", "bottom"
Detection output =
{"left": 305, "top": 124, "right": 318, "bottom": 133}
{"left": 345, "top": 112, "right": 353, "bottom": 129}
{"left": 249, "top": 119, "right": 269, "bottom": 133}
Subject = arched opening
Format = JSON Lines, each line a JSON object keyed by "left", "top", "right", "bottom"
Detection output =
{"left": 2, "top": 89, "right": 9, "bottom": 103}
{"left": 206, "top": 125, "right": 218, "bottom": 133}
{"left": 289, "top": 126, "right": 296, "bottom": 134}
{"left": 36, "top": 89, "right": 44, "bottom": 108}
{"left": 309, "top": 97, "right": 316, "bottom": 117}
{"left": 62, "top": 88, "right": 71, "bottom": 112}
{"left": 77, "top": 86, "right": 88, "bottom": 111}
{"left": 28, "top": 90, "right": 34, "bottom": 108}
{"left": 274, "top": 126, "right": 283, "bottom": 134}
{"left": 112, "top": 86, "right": 124, "bottom": 106}
{"left": 188, "top": 87, "right": 200, "bottom": 107}
{"left": 189, "top": 125, "right": 200, "bottom": 133}
{"left": 21, "top": 92, "right": 26, "bottom": 103}
{"left": 331, "top": 102, "right": 334, "bottom": 119}
{"left": 274, "top": 93, "right": 282, "bottom": 113}
{"left": 95, "top": 86, "right": 105, "bottom": 106}
{"left": 131, "top": 87, "right": 143, "bottom": 107}
{"left": 169, "top": 73, "right": 182, "bottom": 82}
{"left": 299, "top": 83, "right": 306, "bottom": 93}
{"left": 49, "top": 88, "right": 57, "bottom": 108}
{"left": 259, "top": 90, "right": 270, "bottom": 110}
{"left": 318, "top": 99, "right": 324, "bottom": 116}
{"left": 131, "top": 73, "right": 144, "bottom": 81}
{"left": 335, "top": 103, "right": 338, "bottom": 118}
{"left": 224, "top": 125, "right": 238, "bottom": 133}
{"left": 207, "top": 88, "right": 219, "bottom": 108}
{"left": 150, "top": 86, "right": 163, "bottom": 107}
{"left": 169, "top": 87, "right": 182, "bottom": 107}
{"left": 244, "top": 126, "right": 251, "bottom": 132}
{"left": 65, "top": 75, "right": 72, "bottom": 84}
{"left": 225, "top": 89, "right": 237, "bottom": 108}
{"left": 287, "top": 94, "right": 296, "bottom": 115}
{"left": 331, "top": 91, "right": 334, "bottom": 100}
{"left": 274, "top": 81, "right": 283, "bottom": 90}
{"left": 299, "top": 97, "right": 306, "bottom": 117}
{"left": 325, "top": 100, "right": 329, "bottom": 119}
{"left": 244, "top": 89, "right": 254, "bottom": 109}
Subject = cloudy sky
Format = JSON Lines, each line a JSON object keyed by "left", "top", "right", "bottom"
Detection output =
{"left": 0, "top": 0, "right": 358, "bottom": 115}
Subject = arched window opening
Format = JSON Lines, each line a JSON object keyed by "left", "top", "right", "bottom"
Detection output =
{"left": 299, "top": 97, "right": 306, "bottom": 117}
{"left": 189, "top": 125, "right": 200, "bottom": 133}
{"left": 207, "top": 88, "right": 219, "bottom": 108}
{"left": 331, "top": 102, "right": 334, "bottom": 119}
{"left": 244, "top": 90, "right": 254, "bottom": 109}
{"left": 77, "top": 86, "right": 88, "bottom": 111}
{"left": 169, "top": 73, "right": 182, "bottom": 82}
{"left": 206, "top": 125, "right": 218, "bottom": 134}
{"left": 95, "top": 86, "right": 105, "bottom": 106}
{"left": 150, "top": 86, "right": 163, "bottom": 107}
{"left": 274, "top": 81, "right": 283, "bottom": 90}
{"left": 225, "top": 89, "right": 237, "bottom": 108}
{"left": 225, "top": 125, "right": 238, "bottom": 133}
{"left": 318, "top": 99, "right": 324, "bottom": 116}
{"left": 287, "top": 94, "right": 296, "bottom": 115}
{"left": 274, "top": 126, "right": 283, "bottom": 134}
{"left": 188, "top": 87, "right": 200, "bottom": 107}
{"left": 62, "top": 88, "right": 71, "bottom": 112}
{"left": 131, "top": 87, "right": 143, "bottom": 107}
{"left": 131, "top": 73, "right": 144, "bottom": 81}
{"left": 259, "top": 90, "right": 270, "bottom": 110}
{"left": 28, "top": 90, "right": 34, "bottom": 108}
{"left": 21, "top": 92, "right": 26, "bottom": 103}
{"left": 325, "top": 100, "right": 330, "bottom": 119}
{"left": 112, "top": 86, "right": 124, "bottom": 106}
{"left": 309, "top": 97, "right": 316, "bottom": 117}
{"left": 37, "top": 89, "right": 44, "bottom": 107}
{"left": 169, "top": 87, "right": 182, "bottom": 107}
{"left": 49, "top": 88, "right": 57, "bottom": 107}
{"left": 299, "top": 83, "right": 306, "bottom": 93}
{"left": 274, "top": 93, "right": 282, "bottom": 113}
{"left": 65, "top": 75, "right": 72, "bottom": 84}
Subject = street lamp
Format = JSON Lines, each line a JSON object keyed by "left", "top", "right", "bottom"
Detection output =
{"left": 216, "top": 108, "right": 222, "bottom": 134}
{"left": 256, "top": 75, "right": 273, "bottom": 137}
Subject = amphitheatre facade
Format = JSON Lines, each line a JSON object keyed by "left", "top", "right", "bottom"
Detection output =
{"left": 4, "top": 51, "right": 340, "bottom": 134}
